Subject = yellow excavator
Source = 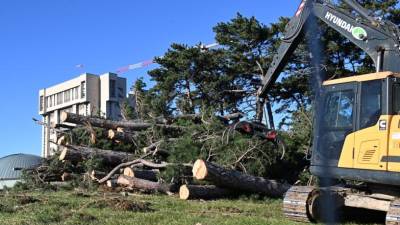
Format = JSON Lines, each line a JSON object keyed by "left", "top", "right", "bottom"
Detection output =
{"left": 258, "top": 0, "right": 400, "bottom": 224}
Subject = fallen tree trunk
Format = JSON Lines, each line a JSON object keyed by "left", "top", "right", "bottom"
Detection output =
{"left": 61, "top": 112, "right": 183, "bottom": 131}
{"left": 192, "top": 159, "right": 290, "bottom": 197}
{"left": 123, "top": 168, "right": 159, "bottom": 181}
{"left": 61, "top": 112, "right": 152, "bottom": 130}
{"left": 117, "top": 175, "right": 176, "bottom": 194}
{"left": 179, "top": 185, "right": 234, "bottom": 200}
{"left": 107, "top": 179, "right": 118, "bottom": 188}
{"left": 57, "top": 136, "right": 69, "bottom": 146}
{"left": 61, "top": 172, "right": 72, "bottom": 182}
{"left": 89, "top": 170, "right": 106, "bottom": 181}
{"left": 58, "top": 145, "right": 135, "bottom": 166}
{"left": 108, "top": 129, "right": 137, "bottom": 144}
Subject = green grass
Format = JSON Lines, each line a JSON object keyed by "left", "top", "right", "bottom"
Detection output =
{"left": 0, "top": 190, "right": 385, "bottom": 225}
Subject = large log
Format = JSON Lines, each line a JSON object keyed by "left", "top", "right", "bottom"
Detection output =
{"left": 89, "top": 170, "right": 106, "bottom": 181}
{"left": 108, "top": 129, "right": 137, "bottom": 143}
{"left": 123, "top": 168, "right": 159, "bottom": 181}
{"left": 179, "top": 185, "right": 234, "bottom": 200}
{"left": 192, "top": 159, "right": 290, "bottom": 197}
{"left": 61, "top": 112, "right": 182, "bottom": 131}
{"left": 57, "top": 136, "right": 69, "bottom": 146}
{"left": 58, "top": 145, "right": 135, "bottom": 166}
{"left": 107, "top": 179, "right": 118, "bottom": 188}
{"left": 61, "top": 112, "right": 152, "bottom": 130}
{"left": 61, "top": 172, "right": 72, "bottom": 182}
{"left": 117, "top": 175, "right": 176, "bottom": 194}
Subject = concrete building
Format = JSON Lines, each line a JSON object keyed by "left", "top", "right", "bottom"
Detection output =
{"left": 39, "top": 73, "right": 127, "bottom": 157}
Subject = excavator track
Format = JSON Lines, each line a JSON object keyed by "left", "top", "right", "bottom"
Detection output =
{"left": 283, "top": 186, "right": 317, "bottom": 223}
{"left": 386, "top": 199, "right": 400, "bottom": 225}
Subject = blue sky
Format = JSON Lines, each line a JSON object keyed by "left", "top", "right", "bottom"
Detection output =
{"left": 0, "top": 0, "right": 299, "bottom": 157}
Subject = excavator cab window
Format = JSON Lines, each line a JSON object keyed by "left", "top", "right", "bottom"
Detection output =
{"left": 315, "top": 85, "right": 356, "bottom": 165}
{"left": 323, "top": 90, "right": 354, "bottom": 129}
{"left": 393, "top": 83, "right": 400, "bottom": 114}
{"left": 359, "top": 80, "right": 382, "bottom": 129}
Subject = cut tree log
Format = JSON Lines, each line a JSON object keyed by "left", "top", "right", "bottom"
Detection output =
{"left": 89, "top": 170, "right": 106, "bottom": 181}
{"left": 117, "top": 175, "right": 176, "bottom": 194}
{"left": 123, "top": 168, "right": 159, "bottom": 181}
{"left": 61, "top": 172, "right": 72, "bottom": 182}
{"left": 90, "top": 170, "right": 119, "bottom": 182}
{"left": 60, "top": 112, "right": 183, "bottom": 131}
{"left": 61, "top": 112, "right": 152, "bottom": 130}
{"left": 57, "top": 136, "right": 69, "bottom": 146}
{"left": 58, "top": 145, "right": 135, "bottom": 166}
{"left": 108, "top": 129, "right": 136, "bottom": 143}
{"left": 192, "top": 159, "right": 290, "bottom": 197}
{"left": 179, "top": 185, "right": 234, "bottom": 200}
{"left": 107, "top": 179, "right": 118, "bottom": 188}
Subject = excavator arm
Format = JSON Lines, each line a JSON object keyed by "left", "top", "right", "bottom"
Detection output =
{"left": 258, "top": 0, "right": 400, "bottom": 99}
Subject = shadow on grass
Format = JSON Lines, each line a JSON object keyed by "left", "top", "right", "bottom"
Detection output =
{"left": 342, "top": 207, "right": 386, "bottom": 224}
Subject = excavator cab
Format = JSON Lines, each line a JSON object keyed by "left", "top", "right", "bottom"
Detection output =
{"left": 310, "top": 72, "right": 400, "bottom": 185}
{"left": 259, "top": 0, "right": 400, "bottom": 223}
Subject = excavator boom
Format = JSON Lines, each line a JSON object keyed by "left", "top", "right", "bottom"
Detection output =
{"left": 259, "top": 0, "right": 400, "bottom": 98}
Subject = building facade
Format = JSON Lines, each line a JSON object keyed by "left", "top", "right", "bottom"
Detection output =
{"left": 38, "top": 73, "right": 127, "bottom": 157}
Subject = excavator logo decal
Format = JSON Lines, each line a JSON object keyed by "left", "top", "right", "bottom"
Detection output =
{"left": 352, "top": 27, "right": 368, "bottom": 41}
{"left": 325, "top": 11, "right": 368, "bottom": 41}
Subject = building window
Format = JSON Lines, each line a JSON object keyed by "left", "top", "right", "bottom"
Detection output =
{"left": 57, "top": 93, "right": 63, "bottom": 105}
{"left": 110, "top": 80, "right": 116, "bottom": 98}
{"left": 118, "top": 87, "right": 124, "bottom": 98}
{"left": 107, "top": 101, "right": 112, "bottom": 118}
{"left": 81, "top": 81, "right": 86, "bottom": 98}
{"left": 50, "top": 96, "right": 53, "bottom": 107}
{"left": 73, "top": 87, "right": 78, "bottom": 100}
{"left": 65, "top": 89, "right": 71, "bottom": 102}
{"left": 40, "top": 96, "right": 44, "bottom": 111}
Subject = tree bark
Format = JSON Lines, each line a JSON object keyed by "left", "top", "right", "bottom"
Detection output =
{"left": 117, "top": 175, "right": 176, "bottom": 194}
{"left": 108, "top": 129, "right": 136, "bottom": 143}
{"left": 107, "top": 179, "right": 118, "bottom": 188}
{"left": 58, "top": 145, "right": 135, "bottom": 166}
{"left": 61, "top": 112, "right": 183, "bottom": 131}
{"left": 61, "top": 172, "right": 72, "bottom": 182}
{"left": 192, "top": 159, "right": 290, "bottom": 197}
{"left": 89, "top": 170, "right": 106, "bottom": 181}
{"left": 179, "top": 185, "right": 235, "bottom": 200}
{"left": 61, "top": 112, "right": 152, "bottom": 130}
{"left": 57, "top": 136, "right": 69, "bottom": 146}
{"left": 123, "top": 168, "right": 159, "bottom": 181}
